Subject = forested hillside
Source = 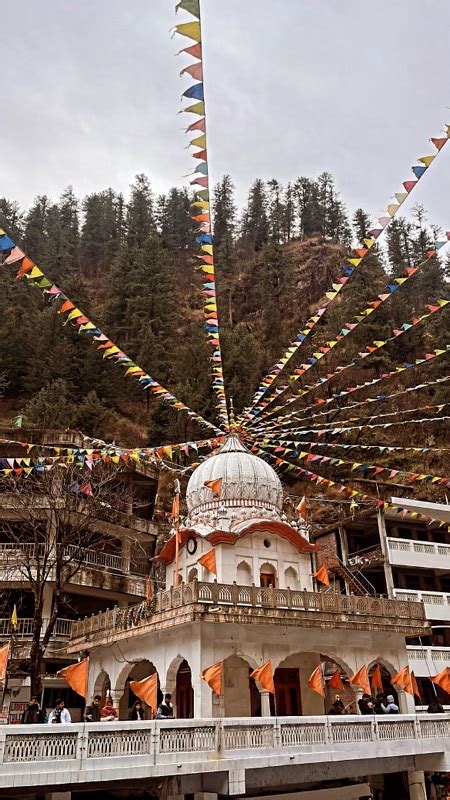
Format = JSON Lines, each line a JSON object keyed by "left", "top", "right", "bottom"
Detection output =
{"left": 0, "top": 173, "right": 448, "bottom": 477}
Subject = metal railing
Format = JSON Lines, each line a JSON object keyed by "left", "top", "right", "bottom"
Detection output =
{"left": 0, "top": 541, "right": 148, "bottom": 577}
{"left": 70, "top": 578, "right": 427, "bottom": 640}
{"left": 0, "top": 617, "right": 74, "bottom": 639}
{"left": 348, "top": 545, "right": 384, "bottom": 568}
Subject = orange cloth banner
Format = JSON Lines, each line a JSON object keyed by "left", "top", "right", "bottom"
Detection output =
{"left": 328, "top": 668, "right": 344, "bottom": 691}
{"left": 130, "top": 672, "right": 158, "bottom": 714}
{"left": 370, "top": 664, "right": 384, "bottom": 690}
{"left": 430, "top": 666, "right": 450, "bottom": 694}
{"left": 204, "top": 477, "right": 223, "bottom": 495}
{"left": 311, "top": 564, "right": 330, "bottom": 587}
{"left": 198, "top": 548, "right": 217, "bottom": 574}
{"left": 0, "top": 643, "right": 9, "bottom": 685}
{"left": 202, "top": 661, "right": 223, "bottom": 695}
{"left": 411, "top": 671, "right": 421, "bottom": 700}
{"left": 250, "top": 660, "right": 275, "bottom": 694}
{"left": 296, "top": 495, "right": 307, "bottom": 517}
{"left": 308, "top": 665, "right": 325, "bottom": 697}
{"left": 349, "top": 665, "right": 370, "bottom": 695}
{"left": 57, "top": 657, "right": 89, "bottom": 698}
{"left": 392, "top": 665, "right": 414, "bottom": 695}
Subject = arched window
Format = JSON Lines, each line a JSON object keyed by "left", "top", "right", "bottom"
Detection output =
{"left": 284, "top": 566, "right": 299, "bottom": 590}
{"left": 260, "top": 562, "right": 276, "bottom": 588}
{"left": 237, "top": 561, "right": 252, "bottom": 586}
{"left": 188, "top": 567, "right": 198, "bottom": 582}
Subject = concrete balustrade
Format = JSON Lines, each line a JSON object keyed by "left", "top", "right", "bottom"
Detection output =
{"left": 393, "top": 588, "right": 450, "bottom": 621}
{"left": 0, "top": 715, "right": 448, "bottom": 793}
{"left": 388, "top": 537, "right": 450, "bottom": 571}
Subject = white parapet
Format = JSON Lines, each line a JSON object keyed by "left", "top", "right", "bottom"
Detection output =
{"left": 387, "top": 537, "right": 450, "bottom": 572}
{"left": 393, "top": 588, "right": 450, "bottom": 621}
{"left": 0, "top": 715, "right": 448, "bottom": 793}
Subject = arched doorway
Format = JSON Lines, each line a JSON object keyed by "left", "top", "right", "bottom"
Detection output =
{"left": 93, "top": 670, "right": 110, "bottom": 700}
{"left": 284, "top": 566, "right": 299, "bottom": 590}
{"left": 176, "top": 659, "right": 194, "bottom": 718}
{"left": 274, "top": 666, "right": 301, "bottom": 715}
{"left": 260, "top": 562, "right": 276, "bottom": 588}
{"left": 188, "top": 567, "right": 198, "bottom": 582}
{"left": 237, "top": 561, "right": 252, "bottom": 586}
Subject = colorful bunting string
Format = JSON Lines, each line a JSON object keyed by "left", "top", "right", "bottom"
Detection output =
{"left": 175, "top": 0, "right": 229, "bottom": 429}
{"left": 0, "top": 230, "right": 223, "bottom": 436}
{"left": 239, "top": 127, "right": 450, "bottom": 425}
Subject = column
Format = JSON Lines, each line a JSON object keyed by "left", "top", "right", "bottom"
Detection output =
{"left": 353, "top": 688, "right": 363, "bottom": 714}
{"left": 260, "top": 691, "right": 271, "bottom": 717}
{"left": 377, "top": 509, "right": 395, "bottom": 598}
{"left": 408, "top": 770, "right": 426, "bottom": 800}
{"left": 397, "top": 687, "right": 415, "bottom": 713}
{"left": 108, "top": 689, "right": 123, "bottom": 717}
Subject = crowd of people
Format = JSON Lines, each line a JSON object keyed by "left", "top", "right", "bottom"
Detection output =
{"left": 328, "top": 692, "right": 445, "bottom": 715}
{"left": 19, "top": 692, "right": 175, "bottom": 724}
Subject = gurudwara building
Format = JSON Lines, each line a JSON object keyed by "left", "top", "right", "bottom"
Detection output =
{"left": 1, "top": 437, "right": 448, "bottom": 800}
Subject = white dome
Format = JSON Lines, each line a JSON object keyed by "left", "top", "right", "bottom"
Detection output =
{"left": 186, "top": 436, "right": 283, "bottom": 521}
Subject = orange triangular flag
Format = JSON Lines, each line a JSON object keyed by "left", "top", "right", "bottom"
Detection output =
{"left": 0, "top": 643, "right": 9, "bottom": 684}
{"left": 349, "top": 665, "right": 370, "bottom": 695}
{"left": 430, "top": 666, "right": 450, "bottom": 694}
{"left": 308, "top": 665, "right": 325, "bottom": 696}
{"left": 57, "top": 657, "right": 89, "bottom": 698}
{"left": 392, "top": 665, "right": 414, "bottom": 695}
{"left": 202, "top": 661, "right": 223, "bottom": 695}
{"left": 250, "top": 660, "right": 275, "bottom": 694}
{"left": 172, "top": 493, "right": 180, "bottom": 519}
{"left": 411, "top": 671, "right": 421, "bottom": 700}
{"left": 130, "top": 672, "right": 158, "bottom": 713}
{"left": 204, "top": 477, "right": 223, "bottom": 495}
{"left": 296, "top": 495, "right": 307, "bottom": 518}
{"left": 311, "top": 564, "right": 330, "bottom": 587}
{"left": 198, "top": 548, "right": 216, "bottom": 574}
{"left": 146, "top": 577, "right": 153, "bottom": 601}
{"left": 328, "top": 668, "right": 344, "bottom": 691}
{"left": 370, "top": 664, "right": 383, "bottom": 690}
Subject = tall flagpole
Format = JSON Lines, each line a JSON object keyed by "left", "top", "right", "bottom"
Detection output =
{"left": 173, "top": 479, "right": 181, "bottom": 588}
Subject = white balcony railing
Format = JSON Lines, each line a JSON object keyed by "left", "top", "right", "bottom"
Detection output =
{"left": 407, "top": 644, "right": 450, "bottom": 677}
{"left": 393, "top": 588, "right": 450, "bottom": 620}
{"left": 0, "top": 715, "right": 448, "bottom": 791}
{"left": 387, "top": 537, "right": 450, "bottom": 570}
{"left": 0, "top": 542, "right": 148, "bottom": 577}
{"left": 0, "top": 617, "right": 73, "bottom": 639}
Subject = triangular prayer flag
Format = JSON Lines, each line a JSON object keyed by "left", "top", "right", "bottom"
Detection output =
{"left": 129, "top": 672, "right": 158, "bottom": 713}
{"left": 190, "top": 133, "right": 206, "bottom": 149}
{"left": 430, "top": 666, "right": 450, "bottom": 694}
{"left": 349, "top": 665, "right": 370, "bottom": 695}
{"left": 202, "top": 661, "right": 223, "bottom": 695}
{"left": 328, "top": 669, "right": 344, "bottom": 691}
{"left": 250, "top": 660, "right": 275, "bottom": 694}
{"left": 184, "top": 101, "right": 205, "bottom": 115}
{"left": 296, "top": 495, "right": 307, "bottom": 518}
{"left": 308, "top": 665, "right": 325, "bottom": 697}
{"left": 176, "top": 0, "right": 200, "bottom": 18}
{"left": 174, "top": 21, "right": 201, "bottom": 42}
{"left": 411, "top": 671, "right": 421, "bottom": 700}
{"left": 392, "top": 665, "right": 413, "bottom": 695}
{"left": 197, "top": 548, "right": 216, "bottom": 575}
{"left": 179, "top": 43, "right": 202, "bottom": 59}
{"left": 10, "top": 605, "right": 17, "bottom": 628}
{"left": 311, "top": 564, "right": 330, "bottom": 587}
{"left": 204, "top": 477, "right": 222, "bottom": 495}
{"left": 370, "top": 664, "right": 383, "bottom": 690}
{"left": 57, "top": 657, "right": 89, "bottom": 698}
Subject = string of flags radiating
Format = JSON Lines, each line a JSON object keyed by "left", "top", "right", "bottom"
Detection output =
{"left": 174, "top": 0, "right": 230, "bottom": 430}
{"left": 239, "top": 126, "right": 450, "bottom": 425}
{"left": 0, "top": 233, "right": 223, "bottom": 436}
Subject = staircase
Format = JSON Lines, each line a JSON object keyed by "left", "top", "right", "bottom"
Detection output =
{"left": 326, "top": 556, "right": 376, "bottom": 596}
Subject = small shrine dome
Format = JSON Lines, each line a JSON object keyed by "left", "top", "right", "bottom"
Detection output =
{"left": 186, "top": 436, "right": 283, "bottom": 525}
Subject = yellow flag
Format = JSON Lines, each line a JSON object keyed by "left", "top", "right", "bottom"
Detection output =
{"left": 175, "top": 21, "right": 201, "bottom": 42}
{"left": 190, "top": 134, "right": 206, "bottom": 149}
{"left": 10, "top": 605, "right": 17, "bottom": 629}
{"left": 184, "top": 101, "right": 205, "bottom": 115}
{"left": 387, "top": 203, "right": 399, "bottom": 216}
{"left": 347, "top": 257, "right": 362, "bottom": 266}
{"left": 418, "top": 155, "right": 435, "bottom": 166}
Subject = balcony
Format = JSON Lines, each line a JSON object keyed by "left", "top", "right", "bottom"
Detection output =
{"left": 68, "top": 579, "right": 429, "bottom": 651}
{"left": 393, "top": 589, "right": 450, "bottom": 621}
{"left": 387, "top": 537, "right": 450, "bottom": 571}
{"left": 407, "top": 644, "right": 450, "bottom": 677}
{"left": 348, "top": 545, "right": 384, "bottom": 569}
{"left": 0, "top": 715, "right": 448, "bottom": 793}
{"left": 0, "top": 617, "right": 73, "bottom": 658}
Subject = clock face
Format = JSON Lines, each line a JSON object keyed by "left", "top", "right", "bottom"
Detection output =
{"left": 186, "top": 537, "right": 197, "bottom": 555}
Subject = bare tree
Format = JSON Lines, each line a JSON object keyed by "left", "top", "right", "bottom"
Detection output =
{"left": 0, "top": 463, "right": 145, "bottom": 694}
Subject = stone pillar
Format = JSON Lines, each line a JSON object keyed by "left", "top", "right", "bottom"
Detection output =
{"left": 377, "top": 509, "right": 395, "bottom": 598}
{"left": 408, "top": 770, "right": 426, "bottom": 800}
{"left": 353, "top": 688, "right": 363, "bottom": 714}
{"left": 397, "top": 687, "right": 415, "bottom": 713}
{"left": 260, "top": 691, "right": 271, "bottom": 717}
{"left": 108, "top": 689, "right": 123, "bottom": 717}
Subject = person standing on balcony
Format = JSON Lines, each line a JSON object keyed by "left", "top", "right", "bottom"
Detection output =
{"left": 100, "top": 696, "right": 118, "bottom": 721}
{"left": 48, "top": 699, "right": 71, "bottom": 724}
{"left": 156, "top": 693, "right": 174, "bottom": 719}
{"left": 427, "top": 698, "right": 445, "bottom": 713}
{"left": 21, "top": 696, "right": 47, "bottom": 724}
{"left": 328, "top": 696, "right": 346, "bottom": 714}
{"left": 358, "top": 694, "right": 375, "bottom": 714}
{"left": 129, "top": 700, "right": 146, "bottom": 720}
{"left": 381, "top": 694, "right": 399, "bottom": 714}
{"left": 84, "top": 695, "right": 102, "bottom": 722}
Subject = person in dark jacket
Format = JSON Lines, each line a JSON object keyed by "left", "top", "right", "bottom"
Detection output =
{"left": 156, "top": 693, "right": 174, "bottom": 719}
{"left": 129, "top": 700, "right": 145, "bottom": 720}
{"left": 374, "top": 693, "right": 386, "bottom": 714}
{"left": 21, "top": 696, "right": 46, "bottom": 724}
{"left": 328, "top": 697, "right": 345, "bottom": 715}
{"left": 84, "top": 695, "right": 102, "bottom": 722}
{"left": 427, "top": 698, "right": 445, "bottom": 713}
{"left": 358, "top": 693, "right": 375, "bottom": 714}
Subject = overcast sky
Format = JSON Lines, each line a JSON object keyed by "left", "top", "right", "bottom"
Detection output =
{"left": 2, "top": 0, "right": 450, "bottom": 230}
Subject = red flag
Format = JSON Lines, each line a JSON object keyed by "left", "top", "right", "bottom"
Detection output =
{"left": 202, "top": 661, "right": 222, "bottom": 695}
{"left": 130, "top": 673, "right": 158, "bottom": 714}
{"left": 57, "top": 657, "right": 89, "bottom": 698}
{"left": 311, "top": 564, "right": 330, "bottom": 587}
{"left": 328, "top": 669, "right": 344, "bottom": 691}
{"left": 308, "top": 665, "right": 325, "bottom": 697}
{"left": 197, "top": 548, "right": 216, "bottom": 575}
{"left": 430, "top": 666, "right": 450, "bottom": 694}
{"left": 371, "top": 664, "right": 384, "bottom": 690}
{"left": 250, "top": 660, "right": 275, "bottom": 694}
{"left": 0, "top": 643, "right": 9, "bottom": 685}
{"left": 349, "top": 665, "right": 370, "bottom": 695}
{"left": 204, "top": 478, "right": 222, "bottom": 495}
